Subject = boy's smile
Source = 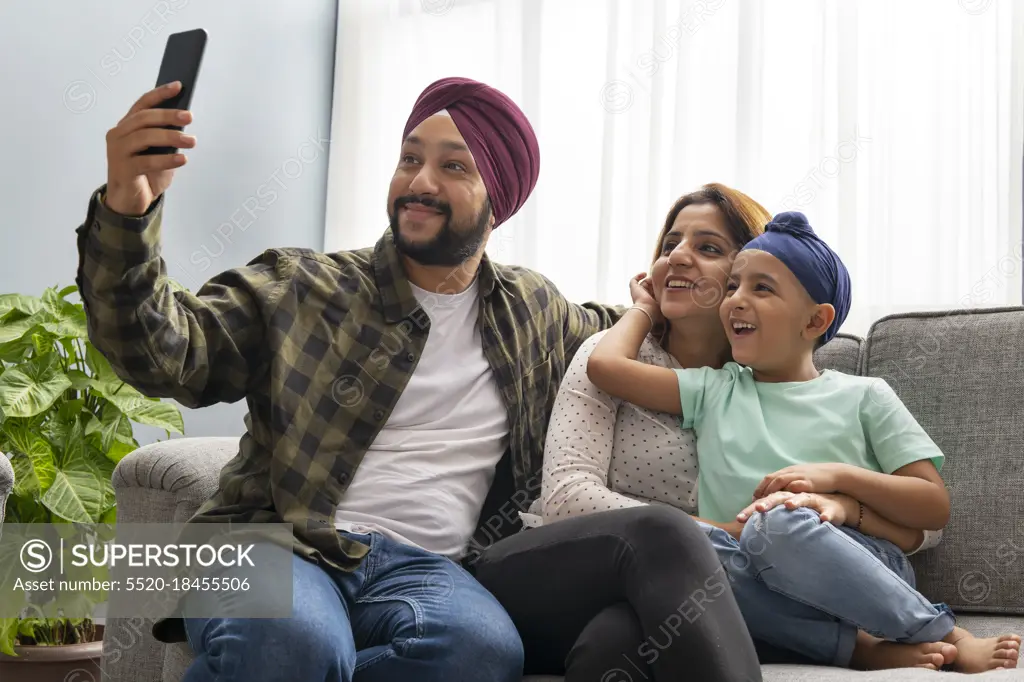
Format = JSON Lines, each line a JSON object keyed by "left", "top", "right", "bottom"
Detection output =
{"left": 720, "top": 249, "right": 832, "bottom": 381}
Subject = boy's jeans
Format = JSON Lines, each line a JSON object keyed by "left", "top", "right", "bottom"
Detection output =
{"left": 180, "top": 531, "right": 523, "bottom": 682}
{"left": 699, "top": 506, "right": 956, "bottom": 667}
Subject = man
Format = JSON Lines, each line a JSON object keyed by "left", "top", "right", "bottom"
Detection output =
{"left": 77, "top": 76, "right": 761, "bottom": 681}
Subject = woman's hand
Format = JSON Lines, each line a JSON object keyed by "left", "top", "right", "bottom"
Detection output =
{"left": 752, "top": 463, "right": 855, "bottom": 498}
{"left": 737, "top": 490, "right": 859, "bottom": 526}
{"left": 629, "top": 273, "right": 663, "bottom": 324}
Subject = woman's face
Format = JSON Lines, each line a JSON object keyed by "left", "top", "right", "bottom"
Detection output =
{"left": 650, "top": 203, "right": 740, "bottom": 322}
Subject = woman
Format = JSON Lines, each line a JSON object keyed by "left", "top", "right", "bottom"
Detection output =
{"left": 535, "top": 184, "right": 976, "bottom": 672}
{"left": 471, "top": 185, "right": 768, "bottom": 682}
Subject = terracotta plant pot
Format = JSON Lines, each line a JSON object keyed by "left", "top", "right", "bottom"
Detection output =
{"left": 0, "top": 625, "right": 104, "bottom": 682}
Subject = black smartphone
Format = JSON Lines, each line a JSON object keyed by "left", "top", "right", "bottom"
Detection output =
{"left": 140, "top": 28, "right": 207, "bottom": 156}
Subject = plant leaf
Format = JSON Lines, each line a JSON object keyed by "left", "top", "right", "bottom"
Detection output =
{"left": 5, "top": 493, "right": 50, "bottom": 523}
{"left": 41, "top": 448, "right": 115, "bottom": 523}
{"left": 57, "top": 399, "right": 87, "bottom": 424}
{"left": 104, "top": 394, "right": 184, "bottom": 434}
{"left": 105, "top": 439, "right": 136, "bottom": 464}
{"left": 59, "top": 418, "right": 86, "bottom": 470}
{"left": 0, "top": 356, "right": 73, "bottom": 418}
{"left": 58, "top": 285, "right": 79, "bottom": 299}
{"left": 7, "top": 429, "right": 57, "bottom": 495}
{"left": 84, "top": 344, "right": 114, "bottom": 379}
{"left": 40, "top": 315, "right": 87, "bottom": 340}
{"left": 98, "top": 405, "right": 127, "bottom": 453}
{"left": 65, "top": 370, "right": 92, "bottom": 392}
{"left": 42, "top": 287, "right": 64, "bottom": 318}
{"left": 0, "top": 334, "right": 36, "bottom": 364}
{"left": 0, "top": 312, "right": 48, "bottom": 346}
{"left": 0, "top": 618, "right": 18, "bottom": 656}
{"left": 0, "top": 294, "right": 45, "bottom": 318}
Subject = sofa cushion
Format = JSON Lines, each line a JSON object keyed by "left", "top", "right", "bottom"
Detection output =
{"left": 814, "top": 332, "right": 863, "bottom": 375}
{"left": 862, "top": 307, "right": 1024, "bottom": 615}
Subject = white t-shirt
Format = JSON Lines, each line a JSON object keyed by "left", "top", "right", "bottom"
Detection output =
{"left": 334, "top": 278, "right": 509, "bottom": 559}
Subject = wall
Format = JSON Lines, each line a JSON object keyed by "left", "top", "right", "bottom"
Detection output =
{"left": 0, "top": 0, "right": 338, "bottom": 442}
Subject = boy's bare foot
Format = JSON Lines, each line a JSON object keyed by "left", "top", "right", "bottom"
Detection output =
{"left": 851, "top": 631, "right": 958, "bottom": 670}
{"left": 944, "top": 627, "right": 1021, "bottom": 672}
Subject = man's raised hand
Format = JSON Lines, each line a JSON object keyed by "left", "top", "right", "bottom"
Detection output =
{"left": 104, "top": 81, "right": 196, "bottom": 216}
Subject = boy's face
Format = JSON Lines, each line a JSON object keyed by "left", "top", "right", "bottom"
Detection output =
{"left": 719, "top": 250, "right": 833, "bottom": 372}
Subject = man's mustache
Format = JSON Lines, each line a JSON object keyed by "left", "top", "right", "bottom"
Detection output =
{"left": 394, "top": 195, "right": 452, "bottom": 217}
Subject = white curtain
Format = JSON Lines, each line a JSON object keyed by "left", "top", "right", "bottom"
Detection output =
{"left": 326, "top": 0, "right": 1024, "bottom": 336}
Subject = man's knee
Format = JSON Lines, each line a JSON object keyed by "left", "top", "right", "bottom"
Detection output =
{"left": 186, "top": 616, "right": 353, "bottom": 680}
{"left": 445, "top": 612, "right": 524, "bottom": 677}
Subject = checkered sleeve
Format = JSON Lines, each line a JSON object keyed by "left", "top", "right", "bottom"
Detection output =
{"left": 540, "top": 276, "right": 627, "bottom": 360}
{"left": 75, "top": 187, "right": 293, "bottom": 408}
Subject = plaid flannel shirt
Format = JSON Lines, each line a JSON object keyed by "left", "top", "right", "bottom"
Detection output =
{"left": 75, "top": 185, "right": 625, "bottom": 641}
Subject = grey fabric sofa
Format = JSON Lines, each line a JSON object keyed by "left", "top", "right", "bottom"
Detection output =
{"left": 89, "top": 306, "right": 1023, "bottom": 681}
{"left": 0, "top": 453, "right": 12, "bottom": 524}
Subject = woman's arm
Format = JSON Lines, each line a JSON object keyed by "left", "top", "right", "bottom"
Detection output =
{"left": 856, "top": 504, "right": 925, "bottom": 554}
{"left": 839, "top": 461, "right": 950, "bottom": 531}
{"left": 586, "top": 308, "right": 682, "bottom": 414}
{"left": 541, "top": 333, "right": 649, "bottom": 523}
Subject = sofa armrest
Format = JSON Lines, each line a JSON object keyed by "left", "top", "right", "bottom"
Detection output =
{"left": 112, "top": 437, "right": 239, "bottom": 524}
{"left": 0, "top": 452, "right": 13, "bottom": 524}
{"left": 101, "top": 438, "right": 239, "bottom": 682}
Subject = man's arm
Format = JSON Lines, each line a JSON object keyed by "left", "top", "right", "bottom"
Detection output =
{"left": 540, "top": 275, "right": 626, "bottom": 360}
{"left": 77, "top": 187, "right": 292, "bottom": 407}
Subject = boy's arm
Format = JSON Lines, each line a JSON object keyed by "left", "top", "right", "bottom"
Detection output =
{"left": 849, "top": 378, "right": 950, "bottom": 530}
{"left": 754, "top": 379, "right": 950, "bottom": 531}
{"left": 586, "top": 308, "right": 682, "bottom": 415}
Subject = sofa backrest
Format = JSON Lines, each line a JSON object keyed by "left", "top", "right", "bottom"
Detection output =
{"left": 860, "top": 307, "right": 1024, "bottom": 615}
{"left": 814, "top": 332, "right": 863, "bottom": 375}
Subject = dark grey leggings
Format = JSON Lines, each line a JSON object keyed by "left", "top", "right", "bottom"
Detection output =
{"left": 471, "top": 505, "right": 765, "bottom": 682}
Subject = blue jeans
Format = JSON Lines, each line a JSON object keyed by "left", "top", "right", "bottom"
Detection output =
{"left": 699, "top": 507, "right": 956, "bottom": 667}
{"left": 181, "top": 532, "right": 523, "bottom": 682}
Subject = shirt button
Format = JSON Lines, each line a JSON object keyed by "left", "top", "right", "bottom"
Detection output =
{"left": 406, "top": 352, "right": 416, "bottom": 362}
{"left": 373, "top": 409, "right": 384, "bottom": 421}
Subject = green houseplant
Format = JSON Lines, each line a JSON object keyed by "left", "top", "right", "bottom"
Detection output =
{"left": 0, "top": 285, "right": 185, "bottom": 659}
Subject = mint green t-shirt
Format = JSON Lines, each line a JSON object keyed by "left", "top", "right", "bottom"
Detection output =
{"left": 675, "top": 363, "right": 945, "bottom": 524}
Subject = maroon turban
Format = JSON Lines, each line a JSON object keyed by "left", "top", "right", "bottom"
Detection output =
{"left": 402, "top": 77, "right": 540, "bottom": 228}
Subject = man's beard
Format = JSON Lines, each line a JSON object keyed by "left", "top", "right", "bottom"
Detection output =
{"left": 390, "top": 195, "right": 491, "bottom": 267}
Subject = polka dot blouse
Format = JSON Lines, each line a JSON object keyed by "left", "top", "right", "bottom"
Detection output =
{"left": 527, "top": 330, "right": 699, "bottom": 524}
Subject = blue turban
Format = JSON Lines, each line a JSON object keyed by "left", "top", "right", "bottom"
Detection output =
{"left": 741, "top": 211, "right": 851, "bottom": 344}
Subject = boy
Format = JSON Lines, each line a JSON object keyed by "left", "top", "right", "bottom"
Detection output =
{"left": 586, "top": 211, "right": 1020, "bottom": 672}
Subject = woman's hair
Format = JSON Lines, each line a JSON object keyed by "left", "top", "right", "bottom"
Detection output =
{"left": 650, "top": 183, "right": 772, "bottom": 343}
{"left": 650, "top": 182, "right": 771, "bottom": 268}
